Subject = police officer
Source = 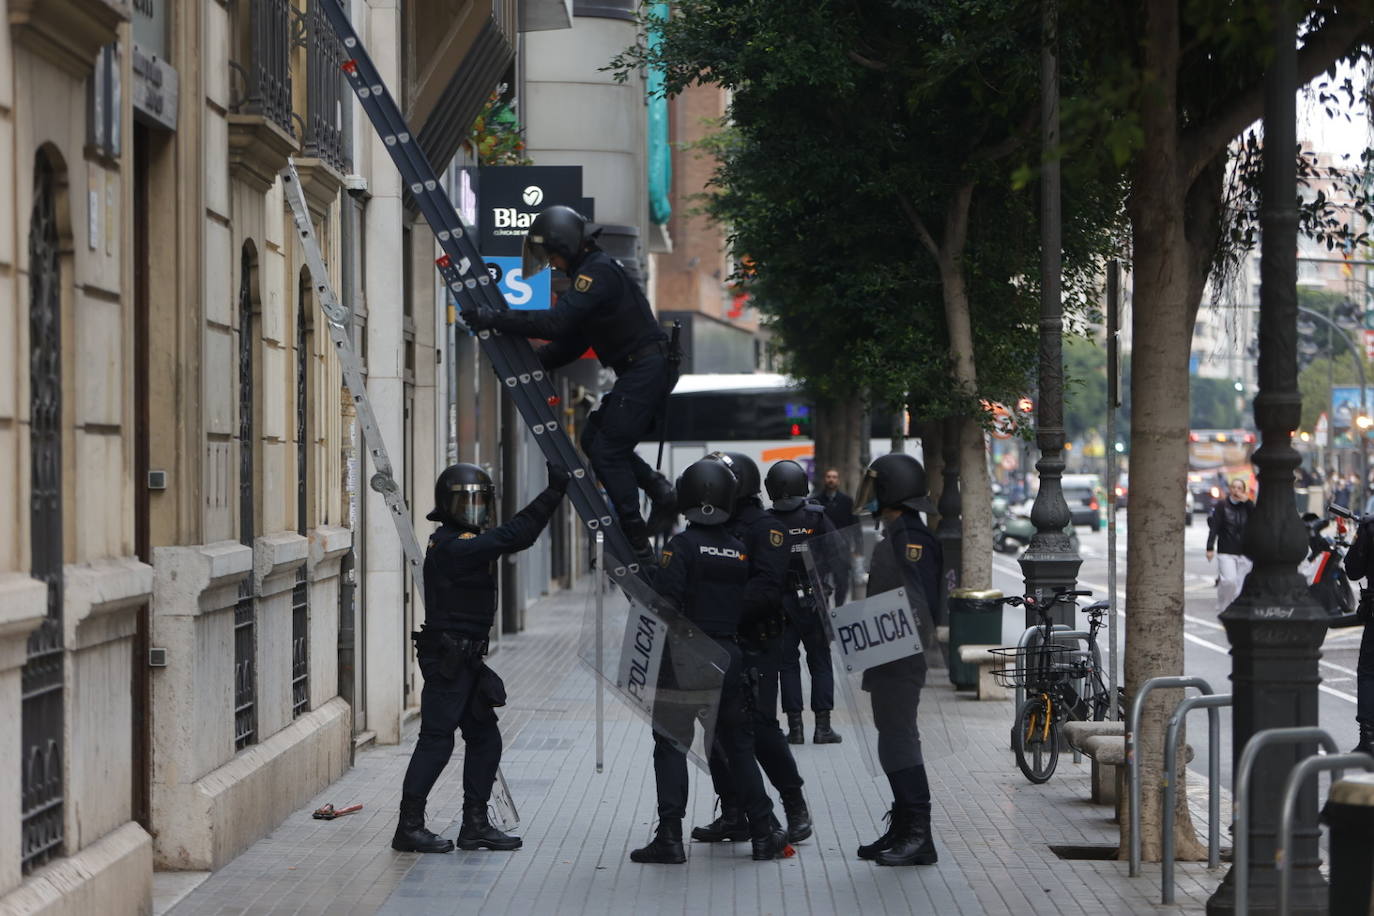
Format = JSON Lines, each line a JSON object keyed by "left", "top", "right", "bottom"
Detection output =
{"left": 632, "top": 458, "right": 789, "bottom": 864}
{"left": 1343, "top": 513, "right": 1374, "bottom": 756}
{"left": 854, "top": 452, "right": 941, "bottom": 867}
{"left": 392, "top": 461, "right": 569, "bottom": 854}
{"left": 768, "top": 459, "right": 843, "bottom": 745}
{"left": 459, "top": 206, "right": 675, "bottom": 561}
{"left": 689, "top": 452, "right": 813, "bottom": 846}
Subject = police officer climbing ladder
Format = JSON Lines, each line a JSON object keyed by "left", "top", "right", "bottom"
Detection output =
{"left": 315, "top": 0, "right": 655, "bottom": 583}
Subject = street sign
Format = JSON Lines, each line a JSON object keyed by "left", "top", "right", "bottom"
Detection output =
{"left": 483, "top": 256, "right": 551, "bottom": 310}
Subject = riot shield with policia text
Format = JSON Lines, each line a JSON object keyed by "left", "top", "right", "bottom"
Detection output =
{"left": 579, "top": 568, "right": 728, "bottom": 772}
{"left": 801, "top": 523, "right": 963, "bottom": 777}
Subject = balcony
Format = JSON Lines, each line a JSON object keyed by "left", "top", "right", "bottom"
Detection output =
{"left": 228, "top": 0, "right": 299, "bottom": 192}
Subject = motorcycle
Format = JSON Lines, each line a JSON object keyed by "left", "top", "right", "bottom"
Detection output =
{"left": 992, "top": 497, "right": 1081, "bottom": 555}
{"left": 1305, "top": 505, "right": 1361, "bottom": 627}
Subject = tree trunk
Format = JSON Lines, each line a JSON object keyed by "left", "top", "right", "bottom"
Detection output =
{"left": 925, "top": 419, "right": 945, "bottom": 515}
{"left": 814, "top": 393, "right": 865, "bottom": 496}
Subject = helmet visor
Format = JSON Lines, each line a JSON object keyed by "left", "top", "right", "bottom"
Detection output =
{"left": 854, "top": 467, "right": 879, "bottom": 518}
{"left": 522, "top": 237, "right": 551, "bottom": 278}
{"left": 445, "top": 483, "right": 495, "bottom": 530}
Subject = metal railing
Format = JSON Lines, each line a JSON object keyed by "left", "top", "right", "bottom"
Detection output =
{"left": 1160, "top": 692, "right": 1232, "bottom": 902}
{"left": 230, "top": 0, "right": 294, "bottom": 136}
{"left": 291, "top": 568, "right": 310, "bottom": 718}
{"left": 1276, "top": 752, "right": 1374, "bottom": 916}
{"left": 301, "top": 0, "right": 347, "bottom": 170}
{"left": 1127, "top": 675, "right": 1215, "bottom": 876}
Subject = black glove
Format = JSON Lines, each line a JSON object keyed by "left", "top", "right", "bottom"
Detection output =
{"left": 547, "top": 461, "right": 572, "bottom": 492}
{"left": 461, "top": 306, "right": 497, "bottom": 332}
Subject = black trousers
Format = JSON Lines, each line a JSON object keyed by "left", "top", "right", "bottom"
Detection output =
{"left": 780, "top": 604, "right": 835, "bottom": 713}
{"left": 653, "top": 639, "right": 773, "bottom": 824}
{"left": 579, "top": 354, "right": 672, "bottom": 523}
{"left": 707, "top": 635, "right": 804, "bottom": 806}
{"left": 400, "top": 655, "right": 502, "bottom": 808}
{"left": 1359, "top": 623, "right": 1374, "bottom": 724}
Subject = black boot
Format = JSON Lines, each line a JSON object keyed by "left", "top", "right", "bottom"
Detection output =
{"left": 456, "top": 802, "right": 522, "bottom": 851}
{"left": 391, "top": 795, "right": 454, "bottom": 853}
{"left": 690, "top": 803, "right": 750, "bottom": 842}
{"left": 630, "top": 817, "right": 686, "bottom": 864}
{"left": 620, "top": 515, "right": 656, "bottom": 565}
{"left": 749, "top": 813, "right": 791, "bottom": 861}
{"left": 813, "top": 711, "right": 842, "bottom": 744}
{"left": 856, "top": 807, "right": 907, "bottom": 860}
{"left": 780, "top": 788, "right": 813, "bottom": 843}
{"left": 645, "top": 474, "right": 678, "bottom": 537}
{"left": 1355, "top": 719, "right": 1374, "bottom": 757}
{"left": 875, "top": 804, "right": 938, "bottom": 866}
{"left": 786, "top": 712, "right": 805, "bottom": 745}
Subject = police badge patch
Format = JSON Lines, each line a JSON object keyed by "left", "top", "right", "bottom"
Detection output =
{"left": 574, "top": 274, "right": 594, "bottom": 293}
{"left": 906, "top": 543, "right": 923, "bottom": 561}
{"left": 769, "top": 529, "right": 784, "bottom": 547}
{"left": 660, "top": 550, "right": 673, "bottom": 567}
{"left": 460, "top": 532, "right": 477, "bottom": 540}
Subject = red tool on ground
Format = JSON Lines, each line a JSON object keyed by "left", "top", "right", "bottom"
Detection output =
{"left": 312, "top": 803, "right": 363, "bottom": 820}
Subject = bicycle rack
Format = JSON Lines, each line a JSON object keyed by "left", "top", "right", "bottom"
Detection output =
{"left": 1275, "top": 751, "right": 1374, "bottom": 916}
{"left": 1232, "top": 727, "right": 1339, "bottom": 916}
{"left": 1127, "top": 675, "right": 1214, "bottom": 877}
{"left": 1160, "top": 693, "right": 1232, "bottom": 903}
{"left": 1009, "top": 623, "right": 1102, "bottom": 755}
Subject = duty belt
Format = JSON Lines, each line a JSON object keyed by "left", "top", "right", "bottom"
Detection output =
{"left": 612, "top": 341, "right": 666, "bottom": 373}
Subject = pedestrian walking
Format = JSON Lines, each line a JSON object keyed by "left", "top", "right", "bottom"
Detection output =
{"left": 853, "top": 452, "right": 941, "bottom": 866}
{"left": 392, "top": 462, "right": 569, "bottom": 854}
{"left": 769, "top": 460, "right": 843, "bottom": 745}
{"left": 459, "top": 206, "right": 676, "bottom": 562}
{"left": 690, "top": 451, "right": 814, "bottom": 846}
{"left": 813, "top": 467, "right": 860, "bottom": 604}
{"left": 1206, "top": 477, "right": 1254, "bottom": 615}
{"left": 631, "top": 458, "right": 789, "bottom": 864}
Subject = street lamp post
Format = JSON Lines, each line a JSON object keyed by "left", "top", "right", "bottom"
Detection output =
{"left": 1206, "top": 3, "right": 1329, "bottom": 912}
{"left": 1297, "top": 304, "right": 1368, "bottom": 502}
{"left": 1020, "top": 0, "right": 1081, "bottom": 624}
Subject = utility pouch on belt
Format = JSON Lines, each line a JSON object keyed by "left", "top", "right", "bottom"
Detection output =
{"left": 410, "top": 629, "right": 488, "bottom": 679}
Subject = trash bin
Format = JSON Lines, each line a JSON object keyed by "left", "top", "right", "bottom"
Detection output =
{"left": 1322, "top": 773, "right": 1374, "bottom": 915}
{"left": 948, "top": 588, "right": 1004, "bottom": 688}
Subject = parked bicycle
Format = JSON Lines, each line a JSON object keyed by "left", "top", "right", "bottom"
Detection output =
{"left": 991, "top": 588, "right": 1121, "bottom": 783}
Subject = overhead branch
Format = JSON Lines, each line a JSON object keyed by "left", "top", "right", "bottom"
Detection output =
{"left": 1181, "top": 13, "right": 1374, "bottom": 183}
{"left": 847, "top": 49, "right": 889, "bottom": 71}
{"left": 897, "top": 191, "right": 942, "bottom": 259}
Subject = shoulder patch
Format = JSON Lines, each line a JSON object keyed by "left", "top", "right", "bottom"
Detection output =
{"left": 769, "top": 529, "right": 784, "bottom": 547}
{"left": 459, "top": 531, "right": 477, "bottom": 540}
{"left": 574, "top": 274, "right": 595, "bottom": 293}
{"left": 660, "top": 549, "right": 673, "bottom": 567}
{"left": 906, "top": 543, "right": 924, "bottom": 562}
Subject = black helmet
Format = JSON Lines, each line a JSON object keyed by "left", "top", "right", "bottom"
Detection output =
{"left": 706, "top": 451, "right": 760, "bottom": 503}
{"left": 676, "top": 458, "right": 738, "bottom": 526}
{"left": 765, "top": 459, "right": 810, "bottom": 511}
{"left": 522, "top": 205, "right": 587, "bottom": 276}
{"left": 427, "top": 463, "right": 496, "bottom": 531}
{"left": 858, "top": 453, "right": 936, "bottom": 515}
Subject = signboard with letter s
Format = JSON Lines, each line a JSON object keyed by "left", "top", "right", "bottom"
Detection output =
{"left": 484, "top": 257, "right": 550, "bottom": 311}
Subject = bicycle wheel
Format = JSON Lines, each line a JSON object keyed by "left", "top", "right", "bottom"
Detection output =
{"left": 1013, "top": 694, "right": 1059, "bottom": 783}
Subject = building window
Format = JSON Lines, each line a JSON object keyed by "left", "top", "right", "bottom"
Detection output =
{"left": 292, "top": 274, "right": 310, "bottom": 718}
{"left": 229, "top": 0, "right": 294, "bottom": 136}
{"left": 235, "top": 244, "right": 258, "bottom": 750}
{"left": 22, "top": 150, "right": 65, "bottom": 873}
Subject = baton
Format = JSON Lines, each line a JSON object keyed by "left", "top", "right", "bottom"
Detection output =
{"left": 655, "top": 321, "right": 683, "bottom": 473}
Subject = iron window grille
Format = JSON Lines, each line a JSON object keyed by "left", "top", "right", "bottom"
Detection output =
{"left": 22, "top": 151, "right": 65, "bottom": 873}
{"left": 229, "top": 0, "right": 294, "bottom": 137}
{"left": 235, "top": 246, "right": 257, "bottom": 751}
{"left": 297, "top": 0, "right": 347, "bottom": 171}
{"left": 292, "top": 279, "right": 310, "bottom": 719}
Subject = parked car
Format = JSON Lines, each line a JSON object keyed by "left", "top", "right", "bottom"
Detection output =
{"left": 1114, "top": 472, "right": 1129, "bottom": 508}
{"left": 1061, "top": 473, "right": 1104, "bottom": 530}
{"left": 1188, "top": 470, "right": 1225, "bottom": 516}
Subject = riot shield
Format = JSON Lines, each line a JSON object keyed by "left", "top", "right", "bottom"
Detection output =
{"left": 579, "top": 568, "right": 728, "bottom": 772}
{"left": 801, "top": 522, "right": 960, "bottom": 777}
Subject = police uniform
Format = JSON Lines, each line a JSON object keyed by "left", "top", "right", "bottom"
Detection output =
{"left": 479, "top": 248, "right": 672, "bottom": 535}
{"left": 696, "top": 500, "right": 812, "bottom": 842}
{"left": 774, "top": 502, "right": 840, "bottom": 722}
{"left": 397, "top": 484, "right": 563, "bottom": 846}
{"left": 1343, "top": 519, "right": 1374, "bottom": 754}
{"left": 648, "top": 524, "right": 778, "bottom": 842}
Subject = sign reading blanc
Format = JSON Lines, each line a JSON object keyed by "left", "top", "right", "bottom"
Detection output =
{"left": 829, "top": 588, "right": 923, "bottom": 672}
{"left": 478, "top": 166, "right": 584, "bottom": 256}
{"left": 616, "top": 601, "right": 668, "bottom": 717}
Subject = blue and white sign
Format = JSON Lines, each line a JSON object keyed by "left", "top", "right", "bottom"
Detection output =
{"left": 482, "top": 256, "right": 551, "bottom": 311}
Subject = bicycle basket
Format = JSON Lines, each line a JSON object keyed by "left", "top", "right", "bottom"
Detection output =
{"left": 989, "top": 644, "right": 1077, "bottom": 689}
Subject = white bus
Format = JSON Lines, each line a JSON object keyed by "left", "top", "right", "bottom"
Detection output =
{"left": 633, "top": 373, "right": 923, "bottom": 486}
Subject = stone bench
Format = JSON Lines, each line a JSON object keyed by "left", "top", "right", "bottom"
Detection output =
{"left": 957, "top": 644, "right": 1008, "bottom": 701}
{"left": 1078, "top": 732, "right": 1193, "bottom": 822}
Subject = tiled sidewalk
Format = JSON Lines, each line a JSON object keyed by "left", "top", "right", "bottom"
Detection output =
{"left": 165, "top": 581, "right": 1220, "bottom": 915}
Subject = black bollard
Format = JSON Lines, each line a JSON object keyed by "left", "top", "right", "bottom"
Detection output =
{"left": 1321, "top": 774, "right": 1374, "bottom": 916}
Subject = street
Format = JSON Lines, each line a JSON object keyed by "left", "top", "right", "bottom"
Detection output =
{"left": 989, "top": 510, "right": 1366, "bottom": 791}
